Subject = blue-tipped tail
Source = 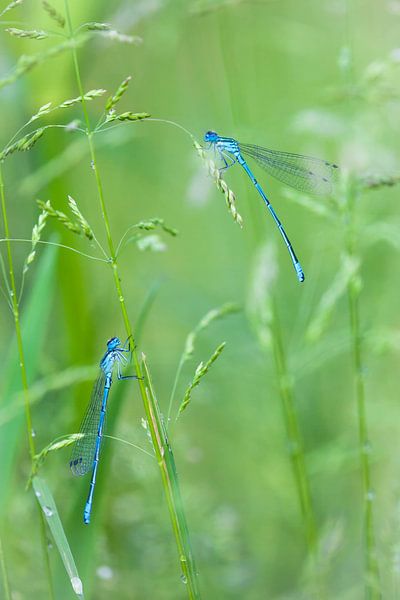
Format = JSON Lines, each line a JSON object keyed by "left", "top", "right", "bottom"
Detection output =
{"left": 295, "top": 262, "right": 305, "bottom": 283}
{"left": 83, "top": 503, "right": 91, "bottom": 525}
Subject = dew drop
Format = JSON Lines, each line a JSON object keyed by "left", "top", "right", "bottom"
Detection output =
{"left": 363, "top": 440, "right": 372, "bottom": 454}
{"left": 96, "top": 565, "right": 113, "bottom": 580}
{"left": 71, "top": 576, "right": 83, "bottom": 595}
{"left": 43, "top": 506, "right": 53, "bottom": 517}
{"left": 366, "top": 489, "right": 376, "bottom": 501}
{"left": 180, "top": 574, "right": 187, "bottom": 585}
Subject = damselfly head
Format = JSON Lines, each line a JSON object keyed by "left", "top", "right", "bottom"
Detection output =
{"left": 107, "top": 337, "right": 120, "bottom": 350}
{"left": 204, "top": 130, "right": 218, "bottom": 143}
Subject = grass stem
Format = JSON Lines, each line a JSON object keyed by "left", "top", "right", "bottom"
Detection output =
{"left": 344, "top": 184, "right": 381, "bottom": 599}
{"left": 64, "top": 3, "right": 200, "bottom": 596}
{"left": 270, "top": 299, "right": 321, "bottom": 594}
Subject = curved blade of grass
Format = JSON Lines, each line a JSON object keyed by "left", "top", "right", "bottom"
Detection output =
{"left": 0, "top": 533, "right": 11, "bottom": 600}
{"left": 32, "top": 476, "right": 84, "bottom": 598}
{"left": 141, "top": 354, "right": 200, "bottom": 598}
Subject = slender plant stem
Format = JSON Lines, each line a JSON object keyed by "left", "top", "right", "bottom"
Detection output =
{"left": 0, "top": 533, "right": 11, "bottom": 600}
{"left": 64, "top": 3, "right": 200, "bottom": 597}
{"left": 0, "top": 169, "right": 55, "bottom": 599}
{"left": 270, "top": 301, "right": 318, "bottom": 559}
{"left": 0, "top": 166, "right": 35, "bottom": 458}
{"left": 344, "top": 186, "right": 380, "bottom": 599}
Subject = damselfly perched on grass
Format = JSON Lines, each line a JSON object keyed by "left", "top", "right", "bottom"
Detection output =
{"left": 69, "top": 337, "right": 139, "bottom": 524}
{"left": 204, "top": 131, "right": 339, "bottom": 282}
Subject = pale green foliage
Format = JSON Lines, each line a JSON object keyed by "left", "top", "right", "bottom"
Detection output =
{"left": 0, "top": 0, "right": 24, "bottom": 18}
{"left": 59, "top": 89, "right": 107, "bottom": 108}
{"left": 169, "top": 303, "right": 238, "bottom": 421}
{"left": 85, "top": 22, "right": 111, "bottom": 31}
{"left": 106, "top": 111, "right": 150, "bottom": 123}
{"left": 134, "top": 218, "right": 178, "bottom": 237}
{"left": 116, "top": 218, "right": 178, "bottom": 256}
{"left": 101, "top": 31, "right": 142, "bottom": 45}
{"left": 284, "top": 188, "right": 336, "bottom": 220}
{"left": 23, "top": 207, "right": 48, "bottom": 275}
{"left": 42, "top": 1, "right": 65, "bottom": 28}
{"left": 29, "top": 89, "right": 106, "bottom": 123}
{"left": 67, "top": 195, "right": 94, "bottom": 240}
{"left": 179, "top": 342, "right": 226, "bottom": 415}
{"left": 5, "top": 28, "right": 48, "bottom": 40}
{"left": 31, "top": 434, "right": 79, "bottom": 479}
{"left": 183, "top": 302, "right": 239, "bottom": 362}
{"left": 247, "top": 243, "right": 278, "bottom": 350}
{"left": 0, "top": 128, "right": 45, "bottom": 161}
{"left": 306, "top": 254, "right": 361, "bottom": 342}
{"left": 84, "top": 23, "right": 141, "bottom": 45}
{"left": 105, "top": 76, "right": 132, "bottom": 112}
{"left": 137, "top": 234, "right": 166, "bottom": 252}
{"left": 0, "top": 38, "right": 85, "bottom": 90}
{"left": 32, "top": 476, "right": 84, "bottom": 597}
{"left": 37, "top": 198, "right": 93, "bottom": 240}
{"left": 194, "top": 140, "right": 243, "bottom": 227}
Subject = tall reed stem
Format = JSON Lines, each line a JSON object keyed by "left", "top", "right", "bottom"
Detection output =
{"left": 344, "top": 185, "right": 380, "bottom": 599}
{"left": 64, "top": 3, "right": 200, "bottom": 597}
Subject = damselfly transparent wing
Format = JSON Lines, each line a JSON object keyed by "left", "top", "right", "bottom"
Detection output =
{"left": 70, "top": 371, "right": 105, "bottom": 476}
{"left": 239, "top": 142, "right": 339, "bottom": 196}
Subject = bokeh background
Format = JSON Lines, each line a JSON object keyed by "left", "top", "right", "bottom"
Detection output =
{"left": 1, "top": 0, "right": 400, "bottom": 598}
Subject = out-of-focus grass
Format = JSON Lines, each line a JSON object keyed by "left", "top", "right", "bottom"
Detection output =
{"left": 1, "top": 0, "right": 400, "bottom": 598}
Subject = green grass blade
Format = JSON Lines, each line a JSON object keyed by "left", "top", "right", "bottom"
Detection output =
{"left": 142, "top": 354, "right": 201, "bottom": 599}
{"left": 0, "top": 532, "right": 11, "bottom": 600}
{"left": 32, "top": 476, "right": 84, "bottom": 599}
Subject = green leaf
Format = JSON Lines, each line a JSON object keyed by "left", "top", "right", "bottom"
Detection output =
{"left": 32, "top": 476, "right": 84, "bottom": 598}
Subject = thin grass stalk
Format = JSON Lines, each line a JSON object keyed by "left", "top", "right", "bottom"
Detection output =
{"left": 64, "top": 3, "right": 200, "bottom": 597}
{"left": 0, "top": 165, "right": 35, "bottom": 458}
{"left": 0, "top": 165, "right": 55, "bottom": 599}
{"left": 344, "top": 184, "right": 380, "bottom": 599}
{"left": 0, "top": 533, "right": 11, "bottom": 600}
{"left": 270, "top": 299, "right": 321, "bottom": 593}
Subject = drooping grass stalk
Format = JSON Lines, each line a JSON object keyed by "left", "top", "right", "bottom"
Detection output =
{"left": 270, "top": 301, "right": 319, "bottom": 578}
{"left": 64, "top": 3, "right": 200, "bottom": 597}
{"left": 0, "top": 167, "right": 55, "bottom": 599}
{"left": 344, "top": 182, "right": 380, "bottom": 599}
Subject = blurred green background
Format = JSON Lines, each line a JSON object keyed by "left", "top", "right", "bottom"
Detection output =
{"left": 1, "top": 0, "right": 400, "bottom": 598}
